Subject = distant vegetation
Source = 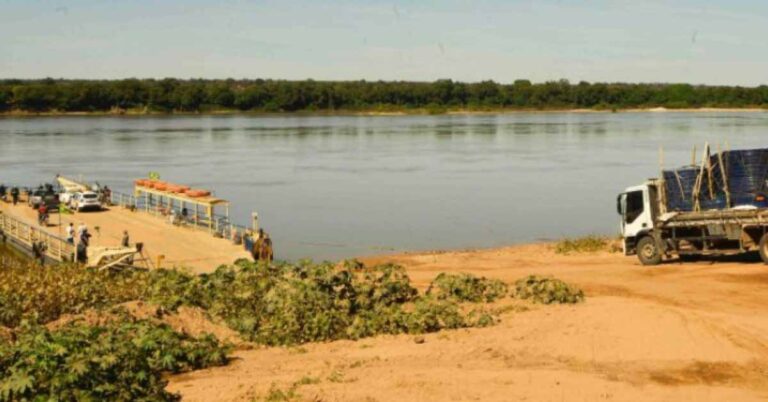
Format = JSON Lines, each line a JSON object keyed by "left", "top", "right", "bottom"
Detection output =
{"left": 2, "top": 78, "right": 768, "bottom": 113}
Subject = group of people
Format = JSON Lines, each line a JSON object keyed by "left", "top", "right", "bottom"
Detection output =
{"left": 0, "top": 185, "right": 21, "bottom": 205}
{"left": 244, "top": 228, "right": 273, "bottom": 262}
{"left": 65, "top": 222, "right": 94, "bottom": 263}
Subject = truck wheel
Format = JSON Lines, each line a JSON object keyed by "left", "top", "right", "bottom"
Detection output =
{"left": 637, "top": 236, "right": 662, "bottom": 266}
{"left": 759, "top": 234, "right": 768, "bottom": 264}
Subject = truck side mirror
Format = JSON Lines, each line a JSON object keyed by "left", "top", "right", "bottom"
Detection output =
{"left": 616, "top": 194, "right": 623, "bottom": 215}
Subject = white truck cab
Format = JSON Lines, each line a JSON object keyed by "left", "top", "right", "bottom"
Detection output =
{"left": 617, "top": 181, "right": 660, "bottom": 258}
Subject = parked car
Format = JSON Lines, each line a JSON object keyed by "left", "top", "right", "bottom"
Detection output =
{"left": 28, "top": 184, "right": 58, "bottom": 208}
{"left": 40, "top": 194, "right": 60, "bottom": 212}
{"left": 68, "top": 191, "right": 101, "bottom": 212}
{"left": 28, "top": 189, "right": 46, "bottom": 208}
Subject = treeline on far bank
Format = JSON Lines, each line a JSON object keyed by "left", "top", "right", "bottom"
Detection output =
{"left": 2, "top": 78, "right": 768, "bottom": 113}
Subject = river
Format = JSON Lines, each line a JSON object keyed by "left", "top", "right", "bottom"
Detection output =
{"left": 2, "top": 112, "right": 767, "bottom": 261}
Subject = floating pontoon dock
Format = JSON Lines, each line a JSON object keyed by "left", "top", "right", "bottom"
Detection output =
{"left": 0, "top": 179, "right": 253, "bottom": 273}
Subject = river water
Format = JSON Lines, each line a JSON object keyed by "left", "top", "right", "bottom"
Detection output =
{"left": 2, "top": 112, "right": 767, "bottom": 261}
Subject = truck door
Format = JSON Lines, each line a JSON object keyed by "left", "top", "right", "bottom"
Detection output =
{"left": 622, "top": 188, "right": 654, "bottom": 238}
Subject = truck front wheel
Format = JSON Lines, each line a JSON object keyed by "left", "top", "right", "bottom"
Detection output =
{"left": 758, "top": 234, "right": 768, "bottom": 264}
{"left": 637, "top": 236, "right": 662, "bottom": 266}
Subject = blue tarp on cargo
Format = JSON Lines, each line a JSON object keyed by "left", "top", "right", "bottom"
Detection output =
{"left": 663, "top": 147, "right": 768, "bottom": 211}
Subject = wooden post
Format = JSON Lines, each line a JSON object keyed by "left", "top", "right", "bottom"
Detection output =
{"left": 706, "top": 145, "right": 714, "bottom": 199}
{"left": 691, "top": 142, "right": 710, "bottom": 212}
{"left": 674, "top": 171, "right": 686, "bottom": 201}
{"left": 659, "top": 146, "right": 667, "bottom": 214}
{"left": 717, "top": 144, "right": 731, "bottom": 208}
{"left": 692, "top": 144, "right": 697, "bottom": 166}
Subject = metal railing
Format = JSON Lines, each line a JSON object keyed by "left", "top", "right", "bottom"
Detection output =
{"left": 109, "top": 190, "right": 252, "bottom": 241}
{"left": 0, "top": 211, "right": 75, "bottom": 262}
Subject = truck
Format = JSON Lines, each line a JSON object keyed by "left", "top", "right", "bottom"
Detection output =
{"left": 619, "top": 144, "right": 768, "bottom": 265}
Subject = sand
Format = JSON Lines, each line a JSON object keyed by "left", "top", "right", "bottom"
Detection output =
{"left": 166, "top": 243, "right": 768, "bottom": 401}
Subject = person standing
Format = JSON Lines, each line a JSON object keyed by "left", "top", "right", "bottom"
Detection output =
{"left": 243, "top": 231, "right": 254, "bottom": 254}
{"left": 80, "top": 228, "right": 92, "bottom": 247}
{"left": 38, "top": 204, "right": 48, "bottom": 226}
{"left": 77, "top": 223, "right": 87, "bottom": 242}
{"left": 102, "top": 185, "right": 112, "bottom": 206}
{"left": 66, "top": 223, "right": 75, "bottom": 244}
{"left": 252, "top": 229, "right": 264, "bottom": 262}
{"left": 37, "top": 241, "right": 47, "bottom": 265}
{"left": 10, "top": 187, "right": 19, "bottom": 205}
{"left": 121, "top": 230, "right": 130, "bottom": 248}
{"left": 32, "top": 241, "right": 46, "bottom": 265}
{"left": 259, "top": 233, "right": 273, "bottom": 262}
{"left": 76, "top": 241, "right": 87, "bottom": 264}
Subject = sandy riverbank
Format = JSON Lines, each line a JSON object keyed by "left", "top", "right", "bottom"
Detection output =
{"left": 167, "top": 242, "right": 768, "bottom": 401}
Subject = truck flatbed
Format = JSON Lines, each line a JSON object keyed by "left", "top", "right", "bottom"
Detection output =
{"left": 661, "top": 208, "right": 768, "bottom": 227}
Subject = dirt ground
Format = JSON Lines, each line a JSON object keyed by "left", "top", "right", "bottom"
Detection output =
{"left": 166, "top": 243, "right": 768, "bottom": 401}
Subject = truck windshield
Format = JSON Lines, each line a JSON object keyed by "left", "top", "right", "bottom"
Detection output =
{"left": 625, "top": 190, "right": 644, "bottom": 224}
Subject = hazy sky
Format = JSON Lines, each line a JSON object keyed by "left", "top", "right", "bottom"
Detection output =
{"left": 2, "top": 0, "right": 767, "bottom": 85}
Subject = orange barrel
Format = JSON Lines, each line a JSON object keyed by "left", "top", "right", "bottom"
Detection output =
{"left": 154, "top": 181, "right": 169, "bottom": 191}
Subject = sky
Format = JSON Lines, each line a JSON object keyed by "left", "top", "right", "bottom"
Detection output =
{"left": 1, "top": 0, "right": 768, "bottom": 85}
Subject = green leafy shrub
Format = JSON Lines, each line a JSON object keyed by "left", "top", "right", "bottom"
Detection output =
{"left": 427, "top": 273, "right": 508, "bottom": 302}
{"left": 405, "top": 297, "right": 467, "bottom": 332}
{"left": 513, "top": 275, "right": 585, "bottom": 304}
{"left": 0, "top": 313, "right": 230, "bottom": 401}
{"left": 188, "top": 260, "right": 474, "bottom": 345}
{"left": 0, "top": 261, "right": 147, "bottom": 328}
{"left": 1, "top": 256, "right": 502, "bottom": 347}
{"left": 142, "top": 268, "right": 208, "bottom": 310}
{"left": 554, "top": 235, "right": 610, "bottom": 254}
